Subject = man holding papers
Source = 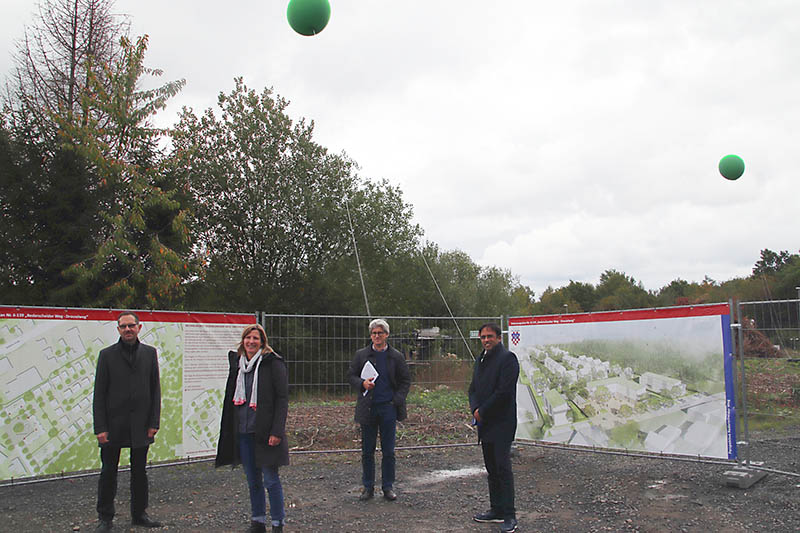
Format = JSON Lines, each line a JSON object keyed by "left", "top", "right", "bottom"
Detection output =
{"left": 347, "top": 319, "right": 411, "bottom": 502}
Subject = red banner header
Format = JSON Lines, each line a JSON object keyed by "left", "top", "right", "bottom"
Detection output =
{"left": 508, "top": 303, "right": 730, "bottom": 327}
{"left": 0, "top": 306, "right": 256, "bottom": 324}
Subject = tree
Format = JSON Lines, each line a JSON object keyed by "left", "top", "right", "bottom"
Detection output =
{"left": 5, "top": 0, "right": 128, "bottom": 148}
{"left": 563, "top": 280, "right": 596, "bottom": 312}
{"left": 0, "top": 125, "right": 106, "bottom": 304}
{"left": 52, "top": 35, "right": 189, "bottom": 308}
{"left": 753, "top": 248, "right": 793, "bottom": 276}
{"left": 594, "top": 269, "right": 654, "bottom": 311}
{"left": 173, "top": 78, "right": 422, "bottom": 313}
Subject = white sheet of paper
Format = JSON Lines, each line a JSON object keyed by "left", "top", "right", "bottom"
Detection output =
{"left": 360, "top": 360, "right": 379, "bottom": 396}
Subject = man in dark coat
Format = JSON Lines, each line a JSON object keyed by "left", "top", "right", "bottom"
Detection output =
{"left": 469, "top": 322, "right": 520, "bottom": 533}
{"left": 347, "top": 318, "right": 411, "bottom": 502}
{"left": 93, "top": 312, "right": 161, "bottom": 532}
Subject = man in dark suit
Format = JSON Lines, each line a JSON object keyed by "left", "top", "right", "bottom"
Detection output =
{"left": 469, "top": 322, "right": 520, "bottom": 533}
{"left": 93, "top": 311, "right": 162, "bottom": 532}
{"left": 347, "top": 318, "right": 411, "bottom": 502}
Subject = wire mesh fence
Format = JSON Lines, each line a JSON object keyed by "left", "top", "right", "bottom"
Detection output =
{"left": 734, "top": 298, "right": 800, "bottom": 465}
{"left": 258, "top": 314, "right": 502, "bottom": 399}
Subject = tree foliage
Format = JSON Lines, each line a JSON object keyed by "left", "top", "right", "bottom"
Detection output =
{"left": 0, "top": 127, "right": 105, "bottom": 304}
{"left": 172, "top": 79, "right": 422, "bottom": 312}
{"left": 50, "top": 35, "right": 189, "bottom": 308}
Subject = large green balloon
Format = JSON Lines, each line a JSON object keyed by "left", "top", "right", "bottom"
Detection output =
{"left": 287, "top": 0, "right": 331, "bottom": 36}
{"left": 718, "top": 154, "right": 745, "bottom": 180}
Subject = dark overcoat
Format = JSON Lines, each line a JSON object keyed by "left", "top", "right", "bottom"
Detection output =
{"left": 216, "top": 350, "right": 289, "bottom": 468}
{"left": 468, "top": 342, "right": 519, "bottom": 443}
{"left": 346, "top": 344, "right": 411, "bottom": 424}
{"left": 93, "top": 339, "right": 161, "bottom": 448}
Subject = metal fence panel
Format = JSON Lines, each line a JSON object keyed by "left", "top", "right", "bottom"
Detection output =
{"left": 735, "top": 299, "right": 800, "bottom": 467}
{"left": 259, "top": 314, "right": 502, "bottom": 398}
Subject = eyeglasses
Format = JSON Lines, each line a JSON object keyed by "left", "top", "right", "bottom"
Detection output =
{"left": 370, "top": 331, "right": 387, "bottom": 336}
{"left": 118, "top": 323, "right": 138, "bottom": 329}
{"left": 479, "top": 335, "right": 497, "bottom": 340}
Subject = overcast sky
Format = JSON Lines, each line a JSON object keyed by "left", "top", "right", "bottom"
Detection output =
{"left": 3, "top": 1, "right": 798, "bottom": 297}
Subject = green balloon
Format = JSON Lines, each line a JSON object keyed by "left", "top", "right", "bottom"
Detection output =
{"left": 719, "top": 154, "right": 745, "bottom": 180}
{"left": 287, "top": 0, "right": 331, "bottom": 36}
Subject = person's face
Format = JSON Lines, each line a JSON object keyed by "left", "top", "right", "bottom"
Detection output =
{"left": 370, "top": 327, "right": 388, "bottom": 350}
{"left": 117, "top": 315, "right": 141, "bottom": 344}
{"left": 479, "top": 327, "right": 501, "bottom": 352}
{"left": 243, "top": 329, "right": 263, "bottom": 358}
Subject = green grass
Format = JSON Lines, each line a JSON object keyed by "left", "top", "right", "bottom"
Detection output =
{"left": 740, "top": 358, "right": 800, "bottom": 432}
{"left": 407, "top": 386, "right": 468, "bottom": 411}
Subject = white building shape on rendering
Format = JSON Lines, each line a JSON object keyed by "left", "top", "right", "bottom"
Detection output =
{"left": 644, "top": 424, "right": 682, "bottom": 452}
{"left": 587, "top": 376, "right": 647, "bottom": 404}
{"left": 544, "top": 356, "right": 578, "bottom": 385}
{"left": 543, "top": 388, "right": 570, "bottom": 426}
{"left": 639, "top": 371, "right": 687, "bottom": 396}
{"left": 685, "top": 401, "right": 726, "bottom": 426}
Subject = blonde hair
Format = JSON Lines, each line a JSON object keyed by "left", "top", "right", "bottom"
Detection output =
{"left": 237, "top": 324, "right": 273, "bottom": 357}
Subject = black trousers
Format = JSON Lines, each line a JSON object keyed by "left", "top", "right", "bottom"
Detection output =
{"left": 481, "top": 439, "right": 515, "bottom": 519}
{"left": 97, "top": 445, "right": 149, "bottom": 521}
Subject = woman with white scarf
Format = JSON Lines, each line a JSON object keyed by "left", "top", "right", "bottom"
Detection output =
{"left": 216, "top": 324, "right": 289, "bottom": 533}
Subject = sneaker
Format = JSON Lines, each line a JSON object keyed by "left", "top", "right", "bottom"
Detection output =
{"left": 382, "top": 488, "right": 397, "bottom": 501}
{"left": 473, "top": 510, "right": 504, "bottom": 523}
{"left": 499, "top": 517, "right": 518, "bottom": 532}
{"left": 359, "top": 487, "right": 374, "bottom": 501}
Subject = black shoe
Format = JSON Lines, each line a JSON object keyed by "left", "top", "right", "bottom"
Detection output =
{"left": 359, "top": 487, "right": 374, "bottom": 501}
{"left": 131, "top": 512, "right": 161, "bottom": 528}
{"left": 382, "top": 488, "right": 397, "bottom": 501}
{"left": 499, "top": 517, "right": 518, "bottom": 532}
{"left": 271, "top": 526, "right": 283, "bottom": 533}
{"left": 247, "top": 521, "right": 266, "bottom": 533}
{"left": 473, "top": 510, "right": 504, "bottom": 523}
{"left": 95, "top": 520, "right": 113, "bottom": 533}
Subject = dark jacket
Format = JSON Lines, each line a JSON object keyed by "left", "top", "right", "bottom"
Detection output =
{"left": 216, "top": 350, "right": 289, "bottom": 468}
{"left": 468, "top": 342, "right": 519, "bottom": 443}
{"left": 347, "top": 344, "right": 411, "bottom": 424}
{"left": 93, "top": 339, "right": 161, "bottom": 448}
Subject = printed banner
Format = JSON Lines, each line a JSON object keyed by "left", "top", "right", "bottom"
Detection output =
{"left": 509, "top": 303, "right": 736, "bottom": 459}
{"left": 0, "top": 306, "right": 255, "bottom": 482}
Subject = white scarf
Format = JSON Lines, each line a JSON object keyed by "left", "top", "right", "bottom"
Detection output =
{"left": 233, "top": 350, "right": 263, "bottom": 410}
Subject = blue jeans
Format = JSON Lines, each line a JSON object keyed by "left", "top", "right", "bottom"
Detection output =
{"left": 238, "top": 433, "right": 285, "bottom": 526}
{"left": 360, "top": 401, "right": 397, "bottom": 490}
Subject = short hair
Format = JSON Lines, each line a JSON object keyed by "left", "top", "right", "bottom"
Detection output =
{"left": 479, "top": 322, "right": 501, "bottom": 337}
{"left": 117, "top": 311, "right": 140, "bottom": 325}
{"left": 368, "top": 318, "right": 390, "bottom": 335}
{"left": 236, "top": 324, "right": 273, "bottom": 357}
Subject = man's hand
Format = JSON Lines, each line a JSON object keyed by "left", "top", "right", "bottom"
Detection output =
{"left": 268, "top": 435, "right": 281, "bottom": 446}
{"left": 473, "top": 409, "right": 481, "bottom": 423}
{"left": 96, "top": 432, "right": 109, "bottom": 444}
{"left": 363, "top": 377, "right": 376, "bottom": 391}
{"left": 148, "top": 428, "right": 158, "bottom": 439}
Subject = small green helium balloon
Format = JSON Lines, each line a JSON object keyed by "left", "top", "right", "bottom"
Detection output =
{"left": 287, "top": 0, "right": 331, "bottom": 36}
{"left": 718, "top": 154, "right": 745, "bottom": 180}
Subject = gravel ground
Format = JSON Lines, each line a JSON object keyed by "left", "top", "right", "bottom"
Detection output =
{"left": 2, "top": 427, "right": 798, "bottom": 533}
